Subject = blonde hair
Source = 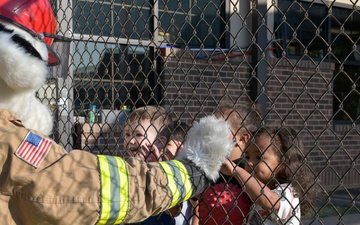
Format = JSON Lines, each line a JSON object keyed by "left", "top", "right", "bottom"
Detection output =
{"left": 126, "top": 106, "right": 173, "bottom": 135}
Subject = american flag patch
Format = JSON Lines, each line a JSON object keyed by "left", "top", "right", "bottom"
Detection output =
{"left": 15, "top": 131, "right": 52, "bottom": 168}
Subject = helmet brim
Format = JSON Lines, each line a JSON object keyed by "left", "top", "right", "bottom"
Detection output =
{"left": 44, "top": 33, "right": 71, "bottom": 66}
{"left": 47, "top": 45, "right": 61, "bottom": 66}
{"left": 0, "top": 16, "right": 71, "bottom": 66}
{"left": 48, "top": 37, "right": 71, "bottom": 78}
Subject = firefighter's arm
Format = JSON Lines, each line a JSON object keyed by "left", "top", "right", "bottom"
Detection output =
{"left": 96, "top": 115, "right": 234, "bottom": 225}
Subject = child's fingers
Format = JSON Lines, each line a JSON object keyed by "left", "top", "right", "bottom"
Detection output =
{"left": 134, "top": 150, "right": 146, "bottom": 160}
{"left": 150, "top": 144, "right": 161, "bottom": 160}
{"left": 136, "top": 144, "right": 150, "bottom": 160}
{"left": 138, "top": 144, "right": 159, "bottom": 162}
{"left": 163, "top": 149, "right": 175, "bottom": 161}
{"left": 220, "top": 159, "right": 236, "bottom": 175}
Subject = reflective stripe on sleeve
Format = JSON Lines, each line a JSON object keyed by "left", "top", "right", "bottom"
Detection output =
{"left": 159, "top": 160, "right": 193, "bottom": 208}
{"left": 97, "top": 155, "right": 129, "bottom": 225}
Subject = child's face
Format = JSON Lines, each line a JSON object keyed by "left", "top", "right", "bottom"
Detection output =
{"left": 123, "top": 119, "right": 158, "bottom": 157}
{"left": 215, "top": 111, "right": 248, "bottom": 161}
{"left": 244, "top": 134, "right": 281, "bottom": 187}
{"left": 229, "top": 130, "right": 247, "bottom": 161}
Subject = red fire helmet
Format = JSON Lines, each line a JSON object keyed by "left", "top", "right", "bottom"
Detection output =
{"left": 0, "top": 0, "right": 66, "bottom": 66}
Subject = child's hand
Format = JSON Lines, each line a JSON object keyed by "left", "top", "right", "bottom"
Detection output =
{"left": 162, "top": 145, "right": 181, "bottom": 161}
{"left": 161, "top": 151, "right": 172, "bottom": 161}
{"left": 220, "top": 159, "right": 237, "bottom": 176}
{"left": 137, "top": 144, "right": 162, "bottom": 162}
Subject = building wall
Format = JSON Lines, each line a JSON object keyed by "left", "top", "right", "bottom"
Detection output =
{"left": 160, "top": 50, "right": 360, "bottom": 191}
{"left": 159, "top": 48, "right": 252, "bottom": 120}
{"left": 265, "top": 58, "right": 360, "bottom": 190}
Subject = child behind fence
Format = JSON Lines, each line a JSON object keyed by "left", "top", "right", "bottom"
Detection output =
{"left": 143, "top": 120, "right": 193, "bottom": 225}
{"left": 193, "top": 102, "right": 262, "bottom": 225}
{"left": 221, "top": 125, "right": 318, "bottom": 224}
{"left": 122, "top": 105, "right": 173, "bottom": 161}
{"left": 123, "top": 106, "right": 190, "bottom": 225}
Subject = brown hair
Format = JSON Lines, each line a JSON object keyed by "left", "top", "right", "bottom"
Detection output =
{"left": 255, "top": 125, "right": 318, "bottom": 216}
{"left": 215, "top": 101, "right": 262, "bottom": 135}
{"left": 170, "top": 121, "right": 191, "bottom": 143}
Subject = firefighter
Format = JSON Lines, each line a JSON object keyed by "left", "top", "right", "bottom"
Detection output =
{"left": 0, "top": 0, "right": 234, "bottom": 224}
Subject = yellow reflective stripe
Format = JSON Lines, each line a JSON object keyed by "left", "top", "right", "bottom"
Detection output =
{"left": 97, "top": 155, "right": 129, "bottom": 225}
{"left": 115, "top": 156, "right": 129, "bottom": 224}
{"left": 160, "top": 162, "right": 178, "bottom": 207}
{"left": 173, "top": 160, "right": 192, "bottom": 201}
{"left": 98, "top": 155, "right": 111, "bottom": 224}
{"left": 159, "top": 160, "right": 193, "bottom": 208}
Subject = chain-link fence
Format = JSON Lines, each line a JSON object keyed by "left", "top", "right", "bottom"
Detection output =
{"left": 41, "top": 0, "right": 360, "bottom": 224}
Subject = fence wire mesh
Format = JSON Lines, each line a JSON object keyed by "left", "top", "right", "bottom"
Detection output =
{"left": 40, "top": 0, "right": 360, "bottom": 224}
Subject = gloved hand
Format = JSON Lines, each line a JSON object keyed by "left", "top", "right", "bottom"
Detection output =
{"left": 176, "top": 115, "right": 234, "bottom": 182}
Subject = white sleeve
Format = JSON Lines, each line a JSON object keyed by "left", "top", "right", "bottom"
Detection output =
{"left": 272, "top": 184, "right": 300, "bottom": 224}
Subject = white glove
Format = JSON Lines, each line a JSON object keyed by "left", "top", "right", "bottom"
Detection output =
{"left": 176, "top": 115, "right": 234, "bottom": 182}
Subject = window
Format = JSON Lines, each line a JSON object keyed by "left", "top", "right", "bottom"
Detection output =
{"left": 72, "top": 0, "right": 158, "bottom": 116}
{"left": 72, "top": 41, "right": 155, "bottom": 114}
{"left": 73, "top": 0, "right": 225, "bottom": 47}
{"left": 331, "top": 7, "right": 360, "bottom": 122}
{"left": 73, "top": 0, "right": 152, "bottom": 39}
{"left": 158, "top": 0, "right": 226, "bottom": 48}
{"left": 71, "top": 0, "right": 226, "bottom": 117}
{"left": 275, "top": 1, "right": 327, "bottom": 57}
{"left": 276, "top": 0, "right": 360, "bottom": 122}
{"left": 333, "top": 65, "right": 360, "bottom": 121}
{"left": 330, "top": 7, "right": 360, "bottom": 62}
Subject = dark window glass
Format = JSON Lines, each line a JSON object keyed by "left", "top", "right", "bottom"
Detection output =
{"left": 331, "top": 7, "right": 360, "bottom": 61}
{"left": 73, "top": 0, "right": 225, "bottom": 46}
{"left": 333, "top": 65, "right": 360, "bottom": 122}
{"left": 159, "top": 0, "right": 225, "bottom": 48}
{"left": 73, "top": 0, "right": 151, "bottom": 39}
{"left": 72, "top": 42, "right": 154, "bottom": 114}
{"left": 276, "top": 1, "right": 360, "bottom": 122}
{"left": 331, "top": 8, "right": 360, "bottom": 122}
{"left": 275, "top": 0, "right": 327, "bottom": 57}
